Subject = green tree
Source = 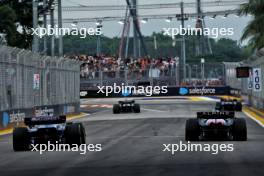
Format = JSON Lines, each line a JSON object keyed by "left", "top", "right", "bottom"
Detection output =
{"left": 0, "top": 0, "right": 33, "bottom": 48}
{"left": 61, "top": 32, "right": 247, "bottom": 63}
{"left": 0, "top": 5, "right": 17, "bottom": 46}
{"left": 239, "top": 0, "right": 264, "bottom": 50}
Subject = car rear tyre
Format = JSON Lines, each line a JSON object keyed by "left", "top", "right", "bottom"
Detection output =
{"left": 233, "top": 118, "right": 247, "bottom": 141}
{"left": 113, "top": 104, "right": 120, "bottom": 114}
{"left": 235, "top": 102, "right": 242, "bottom": 111}
{"left": 13, "top": 127, "right": 30, "bottom": 151}
{"left": 133, "top": 104, "right": 140, "bottom": 113}
{"left": 65, "top": 123, "right": 85, "bottom": 146}
{"left": 185, "top": 119, "right": 200, "bottom": 141}
{"left": 78, "top": 123, "right": 86, "bottom": 144}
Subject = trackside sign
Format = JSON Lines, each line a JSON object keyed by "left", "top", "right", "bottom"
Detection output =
{"left": 253, "top": 68, "right": 262, "bottom": 92}
{"left": 179, "top": 87, "right": 216, "bottom": 95}
{"left": 188, "top": 87, "right": 216, "bottom": 95}
{"left": 80, "top": 86, "right": 231, "bottom": 98}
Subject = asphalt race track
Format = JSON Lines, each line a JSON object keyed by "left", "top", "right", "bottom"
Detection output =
{"left": 1, "top": 97, "right": 264, "bottom": 176}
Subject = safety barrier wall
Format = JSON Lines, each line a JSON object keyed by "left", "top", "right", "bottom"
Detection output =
{"left": 223, "top": 62, "right": 243, "bottom": 90}
{"left": 0, "top": 45, "right": 80, "bottom": 130}
{"left": 224, "top": 48, "right": 264, "bottom": 109}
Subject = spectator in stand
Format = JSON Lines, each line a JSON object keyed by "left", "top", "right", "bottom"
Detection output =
{"left": 70, "top": 54, "right": 223, "bottom": 87}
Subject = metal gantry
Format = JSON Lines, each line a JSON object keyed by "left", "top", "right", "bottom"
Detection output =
{"left": 60, "top": 0, "right": 247, "bottom": 12}
{"left": 31, "top": 0, "right": 246, "bottom": 84}
{"left": 56, "top": 9, "right": 241, "bottom": 23}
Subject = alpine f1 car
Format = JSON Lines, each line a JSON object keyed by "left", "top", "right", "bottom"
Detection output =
{"left": 13, "top": 115, "right": 86, "bottom": 151}
{"left": 215, "top": 98, "right": 242, "bottom": 111}
{"left": 185, "top": 111, "right": 247, "bottom": 141}
{"left": 113, "top": 100, "right": 140, "bottom": 114}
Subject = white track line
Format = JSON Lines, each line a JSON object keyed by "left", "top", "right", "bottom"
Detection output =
{"left": 87, "top": 135, "right": 184, "bottom": 139}
{"left": 142, "top": 108, "right": 166, "bottom": 112}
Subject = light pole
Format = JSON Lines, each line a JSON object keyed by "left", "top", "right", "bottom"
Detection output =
{"left": 180, "top": 2, "right": 186, "bottom": 82}
{"left": 50, "top": 3, "right": 55, "bottom": 57}
{"left": 58, "top": 0, "right": 63, "bottom": 57}
{"left": 32, "top": 0, "right": 39, "bottom": 53}
{"left": 201, "top": 58, "right": 205, "bottom": 80}
{"left": 194, "top": 65, "right": 198, "bottom": 79}
{"left": 43, "top": 0, "right": 47, "bottom": 55}
{"left": 186, "top": 64, "right": 192, "bottom": 82}
{"left": 96, "top": 21, "right": 103, "bottom": 56}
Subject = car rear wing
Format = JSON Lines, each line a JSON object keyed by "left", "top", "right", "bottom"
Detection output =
{"left": 118, "top": 100, "right": 135, "bottom": 104}
{"left": 197, "top": 112, "right": 235, "bottom": 119}
{"left": 24, "top": 115, "right": 66, "bottom": 126}
{"left": 220, "top": 101, "right": 239, "bottom": 105}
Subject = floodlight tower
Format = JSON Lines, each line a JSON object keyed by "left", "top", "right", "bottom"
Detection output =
{"left": 196, "top": 0, "right": 203, "bottom": 56}
{"left": 195, "top": 0, "right": 213, "bottom": 56}
{"left": 121, "top": 0, "right": 147, "bottom": 59}
{"left": 131, "top": 0, "right": 139, "bottom": 59}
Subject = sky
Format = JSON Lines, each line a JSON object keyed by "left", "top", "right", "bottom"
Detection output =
{"left": 58, "top": 0, "right": 251, "bottom": 43}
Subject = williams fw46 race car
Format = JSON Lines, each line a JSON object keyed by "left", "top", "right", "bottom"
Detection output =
{"left": 215, "top": 98, "right": 242, "bottom": 111}
{"left": 185, "top": 112, "right": 247, "bottom": 141}
{"left": 113, "top": 100, "right": 140, "bottom": 114}
{"left": 13, "top": 115, "right": 86, "bottom": 151}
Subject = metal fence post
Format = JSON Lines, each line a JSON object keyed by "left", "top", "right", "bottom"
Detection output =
{"left": 125, "top": 68, "right": 128, "bottom": 86}
{"left": 100, "top": 70, "right": 103, "bottom": 86}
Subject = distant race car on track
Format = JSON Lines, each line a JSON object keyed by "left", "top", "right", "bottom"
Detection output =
{"left": 215, "top": 98, "right": 242, "bottom": 111}
{"left": 13, "top": 115, "right": 86, "bottom": 151}
{"left": 113, "top": 100, "right": 140, "bottom": 114}
{"left": 185, "top": 111, "right": 247, "bottom": 141}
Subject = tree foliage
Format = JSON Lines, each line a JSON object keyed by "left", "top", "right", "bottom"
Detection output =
{"left": 0, "top": 5, "right": 17, "bottom": 46}
{"left": 239, "top": 0, "right": 264, "bottom": 50}
{"left": 60, "top": 33, "right": 247, "bottom": 63}
{"left": 0, "top": 0, "right": 32, "bottom": 48}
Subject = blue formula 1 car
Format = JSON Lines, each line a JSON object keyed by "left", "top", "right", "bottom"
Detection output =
{"left": 113, "top": 100, "right": 140, "bottom": 114}
{"left": 185, "top": 112, "right": 247, "bottom": 141}
{"left": 215, "top": 98, "right": 242, "bottom": 112}
{"left": 13, "top": 115, "right": 86, "bottom": 151}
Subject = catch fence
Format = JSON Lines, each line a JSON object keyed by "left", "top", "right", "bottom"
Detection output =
{"left": 224, "top": 48, "right": 264, "bottom": 109}
{"left": 0, "top": 45, "right": 80, "bottom": 112}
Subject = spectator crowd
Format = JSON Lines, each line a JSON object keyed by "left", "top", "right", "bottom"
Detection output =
{"left": 68, "top": 54, "right": 224, "bottom": 87}
{"left": 68, "top": 55, "right": 178, "bottom": 79}
{"left": 180, "top": 79, "right": 224, "bottom": 87}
